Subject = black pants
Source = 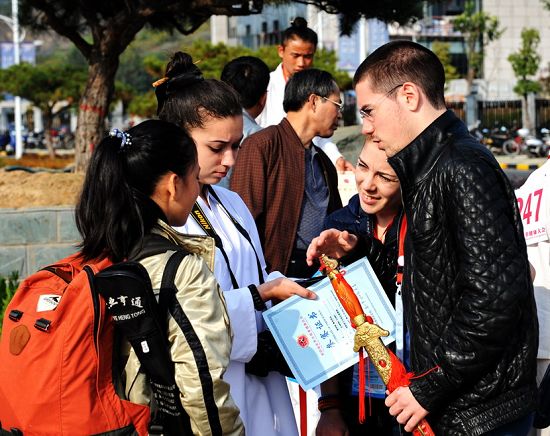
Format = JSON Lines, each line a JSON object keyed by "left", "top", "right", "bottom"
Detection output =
{"left": 286, "top": 248, "right": 319, "bottom": 279}
{"left": 341, "top": 396, "right": 403, "bottom": 436}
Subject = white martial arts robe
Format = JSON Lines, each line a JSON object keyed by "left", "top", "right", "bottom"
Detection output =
{"left": 175, "top": 185, "right": 298, "bottom": 436}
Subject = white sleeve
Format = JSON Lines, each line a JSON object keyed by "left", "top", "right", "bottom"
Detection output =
{"left": 313, "top": 136, "right": 343, "bottom": 164}
{"left": 222, "top": 288, "right": 258, "bottom": 362}
{"left": 256, "top": 66, "right": 286, "bottom": 128}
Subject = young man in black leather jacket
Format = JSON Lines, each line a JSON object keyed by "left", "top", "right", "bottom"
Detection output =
{"left": 307, "top": 40, "right": 538, "bottom": 436}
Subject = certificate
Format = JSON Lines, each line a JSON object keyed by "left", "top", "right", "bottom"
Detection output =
{"left": 263, "top": 257, "right": 395, "bottom": 391}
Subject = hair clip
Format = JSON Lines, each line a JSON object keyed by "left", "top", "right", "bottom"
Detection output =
{"left": 152, "top": 77, "right": 169, "bottom": 88}
{"left": 109, "top": 128, "right": 132, "bottom": 150}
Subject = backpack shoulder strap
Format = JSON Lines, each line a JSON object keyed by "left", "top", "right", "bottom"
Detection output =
{"left": 94, "top": 256, "right": 191, "bottom": 436}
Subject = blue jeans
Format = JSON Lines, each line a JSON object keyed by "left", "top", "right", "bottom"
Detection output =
{"left": 484, "top": 413, "right": 534, "bottom": 436}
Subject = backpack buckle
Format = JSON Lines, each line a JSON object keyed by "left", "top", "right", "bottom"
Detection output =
{"left": 34, "top": 318, "right": 52, "bottom": 332}
{"left": 8, "top": 310, "right": 23, "bottom": 322}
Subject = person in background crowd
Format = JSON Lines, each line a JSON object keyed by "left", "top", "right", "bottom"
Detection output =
{"left": 316, "top": 136, "right": 403, "bottom": 436}
{"left": 76, "top": 120, "right": 244, "bottom": 435}
{"left": 516, "top": 158, "right": 550, "bottom": 436}
{"left": 256, "top": 16, "right": 353, "bottom": 172}
{"left": 221, "top": 55, "right": 271, "bottom": 139}
{"left": 307, "top": 40, "right": 538, "bottom": 435}
{"left": 155, "top": 51, "right": 316, "bottom": 436}
{"left": 231, "top": 68, "right": 343, "bottom": 278}
{"left": 218, "top": 55, "right": 271, "bottom": 189}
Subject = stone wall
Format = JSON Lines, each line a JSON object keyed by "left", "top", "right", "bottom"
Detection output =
{"left": 0, "top": 207, "right": 80, "bottom": 278}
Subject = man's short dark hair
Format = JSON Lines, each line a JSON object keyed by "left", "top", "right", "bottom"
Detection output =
{"left": 281, "top": 17, "right": 318, "bottom": 48}
{"left": 221, "top": 56, "right": 270, "bottom": 109}
{"left": 283, "top": 69, "right": 337, "bottom": 112}
{"left": 353, "top": 40, "right": 446, "bottom": 110}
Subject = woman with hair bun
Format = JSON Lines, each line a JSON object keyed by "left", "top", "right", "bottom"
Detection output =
{"left": 76, "top": 119, "right": 244, "bottom": 435}
{"left": 156, "top": 52, "right": 315, "bottom": 436}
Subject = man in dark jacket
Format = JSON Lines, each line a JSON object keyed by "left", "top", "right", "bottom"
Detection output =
{"left": 231, "top": 68, "right": 342, "bottom": 277}
{"left": 307, "top": 40, "right": 538, "bottom": 435}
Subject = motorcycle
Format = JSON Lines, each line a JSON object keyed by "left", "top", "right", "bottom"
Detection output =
{"left": 504, "top": 128, "right": 548, "bottom": 157}
{"left": 487, "top": 125, "right": 518, "bottom": 155}
{"left": 538, "top": 127, "right": 550, "bottom": 157}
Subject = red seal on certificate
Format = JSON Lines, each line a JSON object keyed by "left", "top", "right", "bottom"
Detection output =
{"left": 297, "top": 335, "right": 309, "bottom": 348}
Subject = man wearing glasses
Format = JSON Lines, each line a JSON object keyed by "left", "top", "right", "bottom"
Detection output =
{"left": 231, "top": 68, "right": 342, "bottom": 278}
{"left": 256, "top": 17, "right": 354, "bottom": 172}
{"left": 307, "top": 40, "right": 538, "bottom": 435}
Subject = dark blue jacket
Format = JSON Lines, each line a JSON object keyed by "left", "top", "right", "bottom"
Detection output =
{"left": 324, "top": 194, "right": 402, "bottom": 302}
{"left": 324, "top": 194, "right": 371, "bottom": 236}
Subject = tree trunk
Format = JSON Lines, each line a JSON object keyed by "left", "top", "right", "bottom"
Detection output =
{"left": 43, "top": 112, "right": 55, "bottom": 159}
{"left": 522, "top": 93, "right": 536, "bottom": 131}
{"left": 74, "top": 56, "right": 119, "bottom": 173}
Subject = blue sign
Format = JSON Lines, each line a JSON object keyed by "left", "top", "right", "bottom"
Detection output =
{"left": 1, "top": 42, "right": 36, "bottom": 68}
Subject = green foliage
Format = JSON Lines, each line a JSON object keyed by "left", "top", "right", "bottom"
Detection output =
{"left": 0, "top": 272, "right": 19, "bottom": 335}
{"left": 314, "top": 48, "right": 353, "bottom": 90}
{"left": 431, "top": 41, "right": 460, "bottom": 84}
{"left": 508, "top": 28, "right": 542, "bottom": 96}
{"left": 127, "top": 39, "right": 352, "bottom": 117}
{"left": 452, "top": 0, "right": 503, "bottom": 87}
{"left": 0, "top": 61, "right": 86, "bottom": 113}
{"left": 128, "top": 91, "right": 158, "bottom": 118}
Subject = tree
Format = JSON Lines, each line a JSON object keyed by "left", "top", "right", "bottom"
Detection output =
{"left": 291, "top": 0, "right": 428, "bottom": 34}
{"left": 127, "top": 39, "right": 353, "bottom": 118}
{"left": 20, "top": 0, "right": 429, "bottom": 171}
{"left": 431, "top": 41, "right": 459, "bottom": 88}
{"left": 508, "top": 28, "right": 542, "bottom": 130}
{"left": 452, "top": 0, "right": 503, "bottom": 94}
{"left": 0, "top": 61, "right": 86, "bottom": 158}
{"left": 19, "top": 0, "right": 263, "bottom": 171}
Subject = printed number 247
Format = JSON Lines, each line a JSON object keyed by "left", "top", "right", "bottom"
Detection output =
{"left": 517, "top": 189, "right": 543, "bottom": 224}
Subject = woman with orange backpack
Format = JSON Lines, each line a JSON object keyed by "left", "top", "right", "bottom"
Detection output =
{"left": 75, "top": 120, "right": 244, "bottom": 435}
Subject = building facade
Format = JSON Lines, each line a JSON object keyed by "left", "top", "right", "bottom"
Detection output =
{"left": 483, "top": 0, "right": 550, "bottom": 100}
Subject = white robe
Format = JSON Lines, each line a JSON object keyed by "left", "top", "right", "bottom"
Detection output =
{"left": 255, "top": 63, "right": 343, "bottom": 165}
{"left": 175, "top": 186, "right": 298, "bottom": 436}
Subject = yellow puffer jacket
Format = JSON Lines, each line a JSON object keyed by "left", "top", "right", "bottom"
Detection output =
{"left": 123, "top": 220, "right": 244, "bottom": 436}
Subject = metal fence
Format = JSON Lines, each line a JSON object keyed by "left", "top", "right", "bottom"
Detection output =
{"left": 447, "top": 99, "right": 550, "bottom": 130}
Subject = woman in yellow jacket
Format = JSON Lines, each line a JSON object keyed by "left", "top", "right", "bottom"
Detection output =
{"left": 75, "top": 119, "right": 243, "bottom": 436}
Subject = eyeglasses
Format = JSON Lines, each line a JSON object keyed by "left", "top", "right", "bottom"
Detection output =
{"left": 319, "top": 95, "right": 344, "bottom": 113}
{"left": 359, "top": 83, "right": 404, "bottom": 121}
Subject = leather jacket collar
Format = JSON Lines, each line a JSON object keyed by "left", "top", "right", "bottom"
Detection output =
{"left": 388, "top": 110, "right": 469, "bottom": 191}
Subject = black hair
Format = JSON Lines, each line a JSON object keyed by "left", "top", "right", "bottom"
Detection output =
{"left": 353, "top": 40, "right": 446, "bottom": 109}
{"left": 156, "top": 51, "right": 242, "bottom": 128}
{"left": 283, "top": 68, "right": 338, "bottom": 112}
{"left": 75, "top": 119, "right": 197, "bottom": 262}
{"left": 281, "top": 17, "right": 318, "bottom": 47}
{"left": 221, "top": 56, "right": 270, "bottom": 109}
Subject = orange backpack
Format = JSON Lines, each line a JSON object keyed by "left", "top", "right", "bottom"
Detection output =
{"left": 0, "top": 253, "right": 149, "bottom": 436}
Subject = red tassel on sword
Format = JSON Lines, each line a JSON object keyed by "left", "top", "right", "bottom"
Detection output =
{"left": 319, "top": 255, "right": 435, "bottom": 436}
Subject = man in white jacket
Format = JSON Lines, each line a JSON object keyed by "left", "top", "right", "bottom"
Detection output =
{"left": 256, "top": 17, "right": 354, "bottom": 172}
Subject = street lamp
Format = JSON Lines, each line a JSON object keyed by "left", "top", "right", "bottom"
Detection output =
{"left": 0, "top": 1, "right": 24, "bottom": 159}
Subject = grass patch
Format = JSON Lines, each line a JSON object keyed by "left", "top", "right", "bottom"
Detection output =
{"left": 0, "top": 272, "right": 19, "bottom": 335}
